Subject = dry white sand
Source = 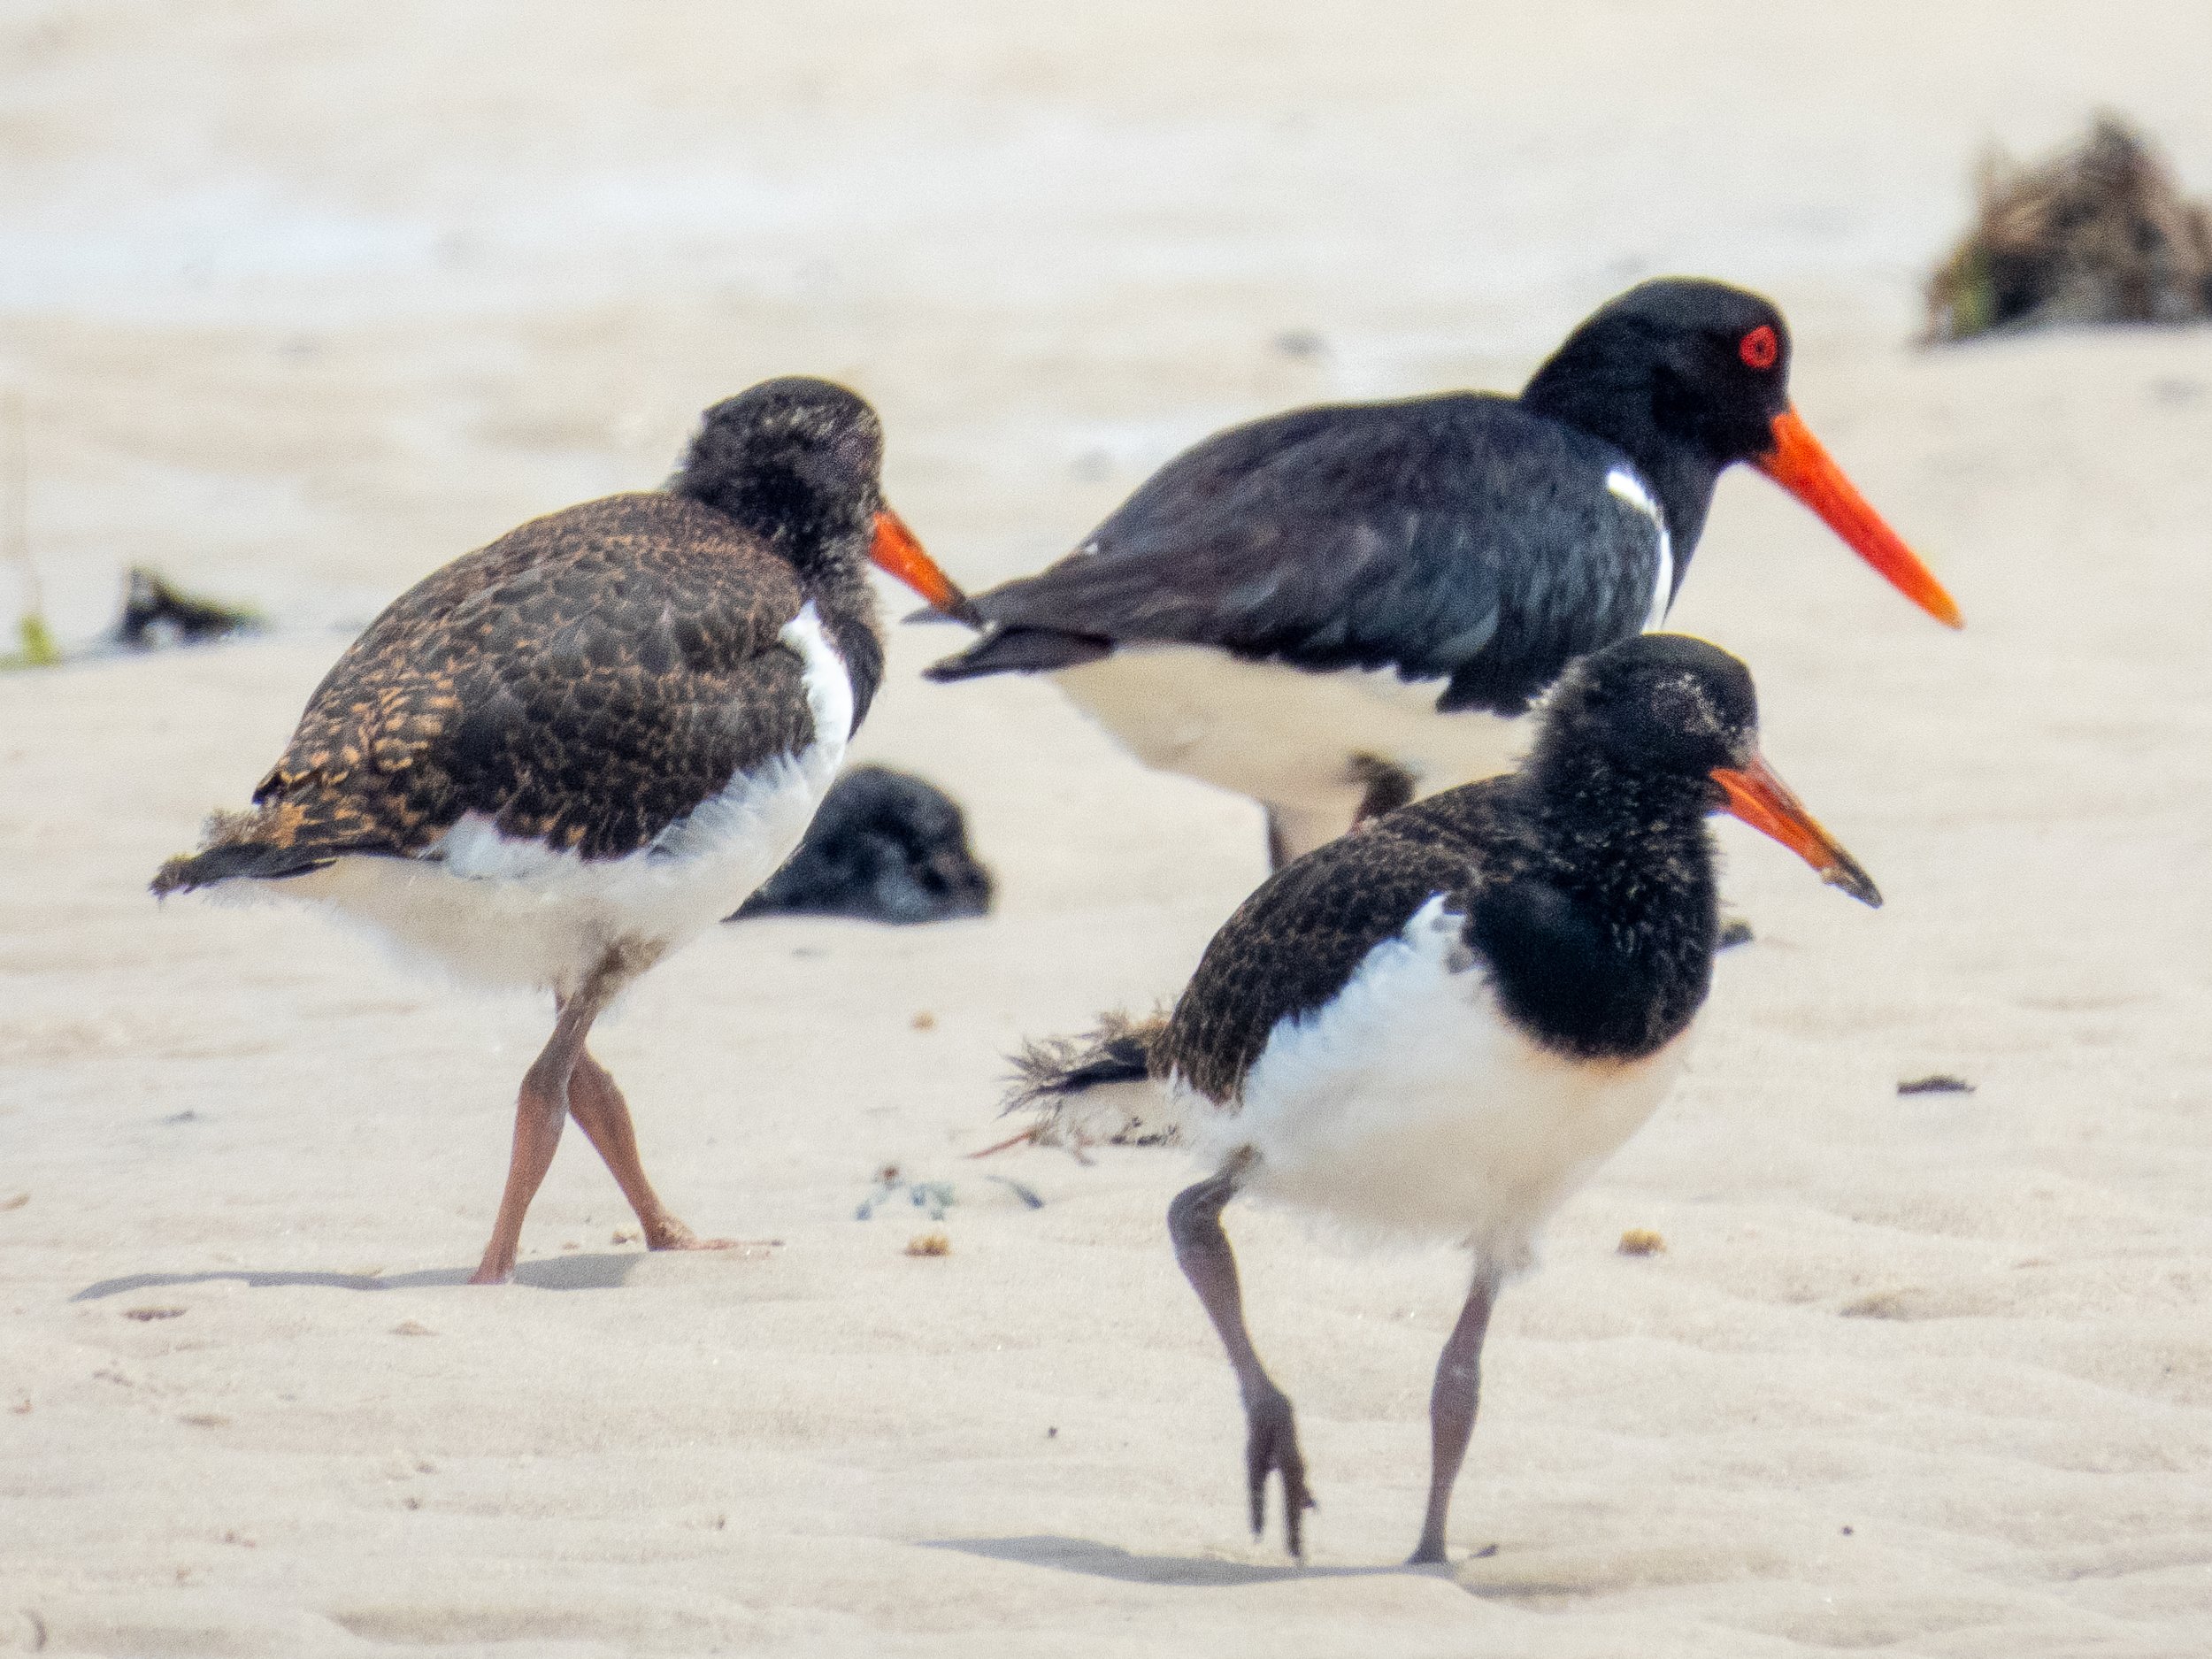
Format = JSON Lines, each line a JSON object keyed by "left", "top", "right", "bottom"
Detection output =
{"left": 5, "top": 3, "right": 2212, "bottom": 1653}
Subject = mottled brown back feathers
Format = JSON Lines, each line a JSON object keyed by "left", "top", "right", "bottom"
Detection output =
{"left": 158, "top": 492, "right": 879, "bottom": 891}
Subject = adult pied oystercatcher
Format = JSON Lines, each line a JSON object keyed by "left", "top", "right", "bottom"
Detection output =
{"left": 927, "top": 279, "right": 1958, "bottom": 864}
{"left": 153, "top": 378, "right": 975, "bottom": 1285}
{"left": 1007, "top": 633, "right": 1880, "bottom": 1562}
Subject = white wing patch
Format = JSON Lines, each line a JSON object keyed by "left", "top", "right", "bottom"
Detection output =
{"left": 1606, "top": 466, "right": 1675, "bottom": 632}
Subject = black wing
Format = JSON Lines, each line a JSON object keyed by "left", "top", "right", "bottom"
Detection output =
{"left": 1157, "top": 790, "right": 1510, "bottom": 1102}
{"left": 932, "top": 395, "right": 1664, "bottom": 716}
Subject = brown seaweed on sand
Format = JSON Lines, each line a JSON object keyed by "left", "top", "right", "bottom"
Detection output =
{"left": 1925, "top": 116, "right": 2212, "bottom": 342}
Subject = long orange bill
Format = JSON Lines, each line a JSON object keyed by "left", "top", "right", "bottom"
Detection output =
{"left": 1755, "top": 407, "right": 1963, "bottom": 630}
{"left": 1709, "top": 751, "right": 1882, "bottom": 909}
{"left": 872, "top": 509, "right": 982, "bottom": 626}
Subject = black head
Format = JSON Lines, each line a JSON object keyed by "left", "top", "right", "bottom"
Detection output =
{"left": 670, "top": 379, "right": 978, "bottom": 620}
{"left": 672, "top": 377, "right": 887, "bottom": 560}
{"left": 1523, "top": 278, "right": 1792, "bottom": 470}
{"left": 1524, "top": 281, "right": 1962, "bottom": 628}
{"left": 1534, "top": 633, "right": 1759, "bottom": 784}
{"left": 1531, "top": 634, "right": 1880, "bottom": 907}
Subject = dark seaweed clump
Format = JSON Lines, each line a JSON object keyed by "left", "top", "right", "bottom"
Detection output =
{"left": 116, "top": 567, "right": 263, "bottom": 649}
{"left": 732, "top": 765, "right": 994, "bottom": 926}
{"left": 1925, "top": 116, "right": 2212, "bottom": 342}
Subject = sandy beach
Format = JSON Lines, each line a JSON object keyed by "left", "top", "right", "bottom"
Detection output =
{"left": 4, "top": 3, "right": 2212, "bottom": 1653}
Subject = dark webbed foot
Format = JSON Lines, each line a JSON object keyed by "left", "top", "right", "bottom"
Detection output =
{"left": 1244, "top": 1380, "right": 1317, "bottom": 1557}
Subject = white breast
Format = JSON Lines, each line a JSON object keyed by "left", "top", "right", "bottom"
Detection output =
{"left": 1180, "top": 895, "right": 1691, "bottom": 1271}
{"left": 271, "top": 603, "right": 855, "bottom": 997}
{"left": 1605, "top": 465, "right": 1674, "bottom": 633}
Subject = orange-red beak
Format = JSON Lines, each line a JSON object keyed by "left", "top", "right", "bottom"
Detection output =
{"left": 1710, "top": 750, "right": 1882, "bottom": 908}
{"left": 872, "top": 510, "right": 981, "bottom": 626}
{"left": 1755, "top": 408, "right": 1962, "bottom": 630}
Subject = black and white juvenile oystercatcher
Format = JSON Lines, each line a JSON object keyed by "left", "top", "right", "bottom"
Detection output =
{"left": 1007, "top": 633, "right": 1880, "bottom": 1563}
{"left": 927, "top": 279, "right": 1958, "bottom": 864}
{"left": 153, "top": 378, "right": 975, "bottom": 1285}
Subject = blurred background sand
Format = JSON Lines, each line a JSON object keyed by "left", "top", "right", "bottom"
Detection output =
{"left": 3, "top": 3, "right": 2210, "bottom": 1654}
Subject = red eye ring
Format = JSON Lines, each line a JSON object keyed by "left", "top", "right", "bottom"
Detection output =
{"left": 1739, "top": 325, "right": 1779, "bottom": 370}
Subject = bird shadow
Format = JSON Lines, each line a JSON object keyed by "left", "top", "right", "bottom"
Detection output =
{"left": 920, "top": 1535, "right": 1445, "bottom": 1587}
{"left": 71, "top": 1250, "right": 642, "bottom": 1302}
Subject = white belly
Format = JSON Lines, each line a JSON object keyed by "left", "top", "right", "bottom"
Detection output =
{"left": 1181, "top": 895, "right": 1691, "bottom": 1269}
{"left": 262, "top": 604, "right": 855, "bottom": 996}
{"left": 1052, "top": 646, "right": 1529, "bottom": 854}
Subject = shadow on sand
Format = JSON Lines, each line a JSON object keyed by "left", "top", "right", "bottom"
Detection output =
{"left": 922, "top": 1535, "right": 1447, "bottom": 1588}
{"left": 71, "top": 1250, "right": 643, "bottom": 1301}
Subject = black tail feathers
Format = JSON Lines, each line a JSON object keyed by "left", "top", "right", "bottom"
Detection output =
{"left": 923, "top": 625, "right": 1114, "bottom": 682}
{"left": 1002, "top": 1009, "right": 1180, "bottom": 1149}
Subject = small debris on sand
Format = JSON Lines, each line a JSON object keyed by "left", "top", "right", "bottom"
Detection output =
{"left": 1617, "top": 1228, "right": 1667, "bottom": 1256}
{"left": 123, "top": 1306, "right": 185, "bottom": 1322}
{"left": 1899, "top": 1074, "right": 1976, "bottom": 1095}
{"left": 857, "top": 1168, "right": 956, "bottom": 1222}
{"left": 1840, "top": 1289, "right": 1918, "bottom": 1321}
{"left": 1717, "top": 918, "right": 1755, "bottom": 949}
{"left": 1925, "top": 116, "right": 2212, "bottom": 342}
{"left": 0, "top": 1192, "right": 26, "bottom": 1211}
{"left": 115, "top": 567, "right": 264, "bottom": 649}
{"left": 390, "top": 1320, "right": 435, "bottom": 1337}
{"left": 611, "top": 1227, "right": 640, "bottom": 1244}
{"left": 986, "top": 1175, "right": 1045, "bottom": 1210}
{"left": 911, "top": 1010, "right": 936, "bottom": 1031}
{"left": 905, "top": 1231, "right": 951, "bottom": 1257}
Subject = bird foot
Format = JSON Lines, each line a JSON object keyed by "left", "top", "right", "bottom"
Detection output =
{"left": 1245, "top": 1386, "right": 1317, "bottom": 1559}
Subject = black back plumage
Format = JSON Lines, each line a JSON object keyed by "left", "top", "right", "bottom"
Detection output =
{"left": 1156, "top": 635, "right": 1764, "bottom": 1102}
{"left": 938, "top": 397, "right": 1663, "bottom": 717}
{"left": 154, "top": 380, "right": 891, "bottom": 893}
{"left": 927, "top": 279, "right": 1797, "bottom": 717}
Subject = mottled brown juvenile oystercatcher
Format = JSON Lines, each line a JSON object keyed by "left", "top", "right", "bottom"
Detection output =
{"left": 1009, "top": 633, "right": 1880, "bottom": 1563}
{"left": 153, "top": 378, "right": 974, "bottom": 1285}
{"left": 927, "top": 279, "right": 1958, "bottom": 864}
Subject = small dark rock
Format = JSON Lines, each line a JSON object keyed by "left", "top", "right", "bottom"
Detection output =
{"left": 1898, "top": 1074, "right": 1976, "bottom": 1095}
{"left": 1718, "top": 918, "right": 1755, "bottom": 949}
{"left": 731, "top": 766, "right": 993, "bottom": 926}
